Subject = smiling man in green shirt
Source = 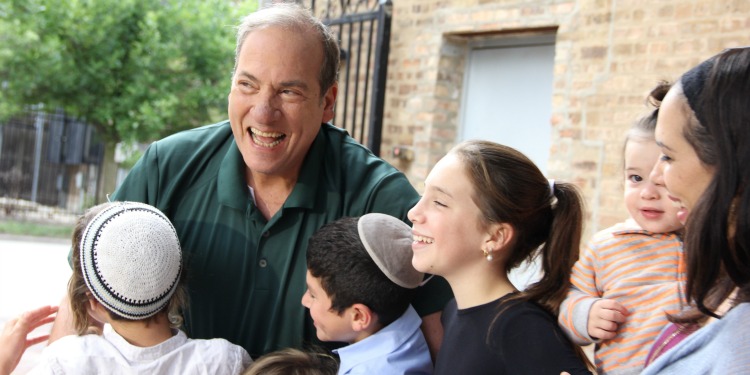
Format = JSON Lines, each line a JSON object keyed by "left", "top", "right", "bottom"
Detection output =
{"left": 49, "top": 4, "right": 451, "bottom": 358}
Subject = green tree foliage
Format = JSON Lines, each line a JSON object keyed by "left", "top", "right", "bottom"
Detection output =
{"left": 0, "top": 0, "right": 256, "bottom": 144}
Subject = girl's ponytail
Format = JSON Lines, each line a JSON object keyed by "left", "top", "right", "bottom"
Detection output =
{"left": 521, "top": 181, "right": 584, "bottom": 316}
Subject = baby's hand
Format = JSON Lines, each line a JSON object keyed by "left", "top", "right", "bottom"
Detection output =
{"left": 588, "top": 299, "right": 627, "bottom": 340}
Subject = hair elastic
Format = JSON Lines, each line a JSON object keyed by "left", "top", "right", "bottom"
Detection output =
{"left": 547, "top": 179, "right": 558, "bottom": 209}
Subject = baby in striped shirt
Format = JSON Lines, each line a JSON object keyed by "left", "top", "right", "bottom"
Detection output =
{"left": 558, "top": 83, "right": 686, "bottom": 375}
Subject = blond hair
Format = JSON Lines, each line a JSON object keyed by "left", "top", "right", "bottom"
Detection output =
{"left": 243, "top": 347, "right": 338, "bottom": 375}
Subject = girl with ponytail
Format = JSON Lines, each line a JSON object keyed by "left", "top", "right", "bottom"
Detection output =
{"left": 408, "top": 140, "right": 592, "bottom": 374}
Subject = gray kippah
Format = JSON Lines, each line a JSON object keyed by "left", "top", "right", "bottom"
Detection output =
{"left": 80, "top": 202, "right": 182, "bottom": 320}
{"left": 358, "top": 213, "right": 424, "bottom": 289}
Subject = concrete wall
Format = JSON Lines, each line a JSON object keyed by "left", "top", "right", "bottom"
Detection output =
{"left": 380, "top": 0, "right": 750, "bottom": 236}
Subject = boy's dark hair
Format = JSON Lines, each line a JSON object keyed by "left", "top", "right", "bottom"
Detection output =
{"left": 306, "top": 216, "right": 415, "bottom": 326}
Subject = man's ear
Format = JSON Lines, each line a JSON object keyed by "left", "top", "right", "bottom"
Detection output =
{"left": 321, "top": 83, "right": 338, "bottom": 123}
{"left": 349, "top": 303, "right": 375, "bottom": 332}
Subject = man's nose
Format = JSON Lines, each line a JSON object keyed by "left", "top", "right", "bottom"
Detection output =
{"left": 251, "top": 93, "right": 281, "bottom": 124}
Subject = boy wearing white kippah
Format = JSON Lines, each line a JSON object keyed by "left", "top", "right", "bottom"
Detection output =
{"left": 301, "top": 213, "right": 433, "bottom": 375}
{"left": 30, "top": 202, "right": 251, "bottom": 375}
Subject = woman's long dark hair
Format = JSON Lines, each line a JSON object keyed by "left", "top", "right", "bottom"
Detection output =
{"left": 674, "top": 47, "right": 750, "bottom": 321}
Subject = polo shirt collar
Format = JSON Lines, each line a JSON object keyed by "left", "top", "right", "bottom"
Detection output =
{"left": 217, "top": 126, "right": 326, "bottom": 211}
{"left": 283, "top": 125, "right": 325, "bottom": 210}
{"left": 218, "top": 141, "right": 250, "bottom": 211}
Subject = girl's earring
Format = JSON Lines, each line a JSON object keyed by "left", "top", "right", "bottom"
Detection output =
{"left": 483, "top": 248, "right": 494, "bottom": 261}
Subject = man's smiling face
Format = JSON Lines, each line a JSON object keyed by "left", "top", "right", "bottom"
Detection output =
{"left": 228, "top": 26, "right": 336, "bottom": 182}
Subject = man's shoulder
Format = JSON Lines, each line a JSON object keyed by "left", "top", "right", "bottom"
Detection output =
{"left": 320, "top": 124, "right": 379, "bottom": 161}
{"left": 320, "top": 124, "right": 409, "bottom": 183}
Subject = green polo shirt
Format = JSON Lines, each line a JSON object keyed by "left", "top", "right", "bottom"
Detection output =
{"left": 111, "top": 121, "right": 451, "bottom": 357}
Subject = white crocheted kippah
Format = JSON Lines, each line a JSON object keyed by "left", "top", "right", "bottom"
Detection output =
{"left": 80, "top": 201, "right": 182, "bottom": 320}
{"left": 358, "top": 213, "right": 424, "bottom": 289}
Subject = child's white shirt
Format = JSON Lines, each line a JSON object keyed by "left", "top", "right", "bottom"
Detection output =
{"left": 28, "top": 324, "right": 251, "bottom": 375}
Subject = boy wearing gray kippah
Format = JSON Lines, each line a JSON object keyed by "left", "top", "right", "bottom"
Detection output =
{"left": 30, "top": 202, "right": 251, "bottom": 374}
{"left": 302, "top": 213, "right": 433, "bottom": 375}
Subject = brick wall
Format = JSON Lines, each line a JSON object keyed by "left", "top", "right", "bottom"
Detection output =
{"left": 381, "top": 0, "right": 750, "bottom": 236}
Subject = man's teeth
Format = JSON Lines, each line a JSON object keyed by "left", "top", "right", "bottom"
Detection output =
{"left": 251, "top": 128, "right": 283, "bottom": 137}
{"left": 413, "top": 235, "right": 434, "bottom": 244}
{"left": 670, "top": 200, "right": 683, "bottom": 208}
{"left": 250, "top": 128, "right": 284, "bottom": 147}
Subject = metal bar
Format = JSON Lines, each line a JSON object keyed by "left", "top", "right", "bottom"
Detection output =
{"left": 360, "top": 17, "right": 375, "bottom": 146}
{"left": 30, "top": 105, "right": 45, "bottom": 203}
{"left": 334, "top": 22, "right": 344, "bottom": 128}
{"left": 352, "top": 19, "right": 364, "bottom": 141}
{"left": 367, "top": 0, "right": 391, "bottom": 156}
{"left": 324, "top": 10, "right": 378, "bottom": 25}
{"left": 341, "top": 21, "right": 354, "bottom": 132}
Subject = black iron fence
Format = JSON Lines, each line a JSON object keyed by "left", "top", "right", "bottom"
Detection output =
{"left": 0, "top": 106, "right": 102, "bottom": 220}
{"left": 301, "top": 0, "right": 392, "bottom": 156}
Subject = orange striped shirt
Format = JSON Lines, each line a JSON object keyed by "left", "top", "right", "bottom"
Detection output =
{"left": 558, "top": 220, "right": 685, "bottom": 375}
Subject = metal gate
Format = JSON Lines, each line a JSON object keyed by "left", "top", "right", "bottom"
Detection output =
{"left": 298, "top": 0, "right": 392, "bottom": 156}
{"left": 0, "top": 107, "right": 102, "bottom": 217}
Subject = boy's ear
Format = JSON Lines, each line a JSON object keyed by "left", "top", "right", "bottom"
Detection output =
{"left": 349, "top": 303, "right": 375, "bottom": 332}
{"left": 87, "top": 297, "right": 108, "bottom": 324}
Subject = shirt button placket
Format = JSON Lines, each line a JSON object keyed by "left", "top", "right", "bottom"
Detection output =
{"left": 258, "top": 230, "right": 270, "bottom": 268}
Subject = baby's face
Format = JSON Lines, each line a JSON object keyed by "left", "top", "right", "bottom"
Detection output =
{"left": 301, "top": 270, "right": 357, "bottom": 343}
{"left": 623, "top": 139, "right": 683, "bottom": 233}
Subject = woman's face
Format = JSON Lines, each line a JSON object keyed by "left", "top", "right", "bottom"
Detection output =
{"left": 651, "top": 84, "right": 715, "bottom": 223}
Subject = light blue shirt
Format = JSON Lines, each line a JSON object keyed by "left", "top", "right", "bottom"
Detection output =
{"left": 334, "top": 305, "right": 433, "bottom": 375}
{"left": 642, "top": 302, "right": 750, "bottom": 375}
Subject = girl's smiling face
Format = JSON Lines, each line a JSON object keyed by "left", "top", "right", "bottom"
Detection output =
{"left": 407, "top": 153, "right": 492, "bottom": 281}
{"left": 651, "top": 84, "right": 715, "bottom": 221}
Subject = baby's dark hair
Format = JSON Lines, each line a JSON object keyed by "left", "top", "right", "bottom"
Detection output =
{"left": 306, "top": 217, "right": 415, "bottom": 326}
{"left": 625, "top": 81, "right": 672, "bottom": 147}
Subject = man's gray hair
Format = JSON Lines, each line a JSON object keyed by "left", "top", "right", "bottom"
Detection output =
{"left": 234, "top": 3, "right": 340, "bottom": 96}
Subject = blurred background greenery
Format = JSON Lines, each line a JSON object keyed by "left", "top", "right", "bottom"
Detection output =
{"left": 0, "top": 0, "right": 258, "bottom": 234}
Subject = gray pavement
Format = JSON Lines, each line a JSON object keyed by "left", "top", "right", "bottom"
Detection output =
{"left": 0, "top": 235, "right": 71, "bottom": 374}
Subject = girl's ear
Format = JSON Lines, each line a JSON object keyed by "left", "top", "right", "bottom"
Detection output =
{"left": 484, "top": 222, "right": 514, "bottom": 255}
{"left": 349, "top": 303, "right": 375, "bottom": 332}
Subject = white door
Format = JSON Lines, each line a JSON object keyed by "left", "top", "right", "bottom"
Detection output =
{"left": 460, "top": 35, "right": 556, "bottom": 290}
{"left": 460, "top": 35, "right": 555, "bottom": 174}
